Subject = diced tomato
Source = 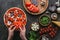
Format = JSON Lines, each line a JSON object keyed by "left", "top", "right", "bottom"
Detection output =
{"left": 17, "top": 18, "right": 22, "bottom": 21}
{"left": 13, "top": 21, "right": 23, "bottom": 29}
{"left": 22, "top": 15, "right": 26, "bottom": 18}
{"left": 18, "top": 21, "right": 23, "bottom": 27}
{"left": 25, "top": 2, "right": 31, "bottom": 7}
{"left": 27, "top": 7, "right": 33, "bottom": 12}
{"left": 27, "top": 4, "right": 39, "bottom": 13}
{"left": 8, "top": 17, "right": 14, "bottom": 21}
{"left": 23, "top": 20, "right": 26, "bottom": 25}
{"left": 27, "top": 5, "right": 33, "bottom": 12}
{"left": 22, "top": 15, "right": 26, "bottom": 20}
{"left": 14, "top": 10, "right": 18, "bottom": 17}
{"left": 32, "top": 6, "right": 39, "bottom": 13}
{"left": 18, "top": 10, "right": 23, "bottom": 15}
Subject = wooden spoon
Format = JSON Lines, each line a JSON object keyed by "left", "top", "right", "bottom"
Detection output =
{"left": 52, "top": 21, "right": 60, "bottom": 27}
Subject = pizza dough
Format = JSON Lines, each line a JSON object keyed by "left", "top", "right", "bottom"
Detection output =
{"left": 4, "top": 7, "right": 27, "bottom": 29}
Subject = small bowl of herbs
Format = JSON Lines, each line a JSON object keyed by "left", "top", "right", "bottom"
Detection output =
{"left": 39, "top": 14, "right": 51, "bottom": 26}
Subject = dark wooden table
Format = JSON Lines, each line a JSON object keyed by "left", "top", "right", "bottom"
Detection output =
{"left": 0, "top": 0, "right": 60, "bottom": 40}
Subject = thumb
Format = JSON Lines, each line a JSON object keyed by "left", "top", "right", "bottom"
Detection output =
{"left": 19, "top": 27, "right": 22, "bottom": 31}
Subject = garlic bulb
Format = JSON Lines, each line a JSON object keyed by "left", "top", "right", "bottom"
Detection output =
{"left": 31, "top": 22, "right": 39, "bottom": 31}
{"left": 57, "top": 7, "right": 60, "bottom": 13}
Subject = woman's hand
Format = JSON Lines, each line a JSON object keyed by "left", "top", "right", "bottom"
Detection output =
{"left": 8, "top": 25, "right": 16, "bottom": 40}
{"left": 19, "top": 26, "right": 27, "bottom": 40}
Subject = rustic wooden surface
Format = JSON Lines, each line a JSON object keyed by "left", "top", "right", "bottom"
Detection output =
{"left": 0, "top": 0, "right": 60, "bottom": 40}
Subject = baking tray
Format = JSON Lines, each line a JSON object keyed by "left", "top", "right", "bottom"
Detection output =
{"left": 0, "top": 0, "right": 60, "bottom": 40}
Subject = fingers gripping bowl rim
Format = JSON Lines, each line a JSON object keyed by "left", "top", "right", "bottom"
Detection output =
{"left": 23, "top": 0, "right": 49, "bottom": 15}
{"left": 3, "top": 7, "right": 27, "bottom": 30}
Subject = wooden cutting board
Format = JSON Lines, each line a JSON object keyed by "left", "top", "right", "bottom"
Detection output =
{"left": 23, "top": 0, "right": 49, "bottom": 15}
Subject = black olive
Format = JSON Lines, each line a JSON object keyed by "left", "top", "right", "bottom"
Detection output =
{"left": 18, "top": 14, "right": 22, "bottom": 17}
{"left": 10, "top": 11, "right": 14, "bottom": 17}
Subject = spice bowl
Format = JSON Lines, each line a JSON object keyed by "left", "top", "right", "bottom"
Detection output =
{"left": 30, "top": 22, "right": 40, "bottom": 31}
{"left": 39, "top": 14, "right": 51, "bottom": 26}
{"left": 37, "top": 34, "right": 50, "bottom": 40}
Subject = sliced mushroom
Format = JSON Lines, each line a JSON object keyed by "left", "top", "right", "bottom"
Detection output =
{"left": 7, "top": 21, "right": 12, "bottom": 26}
{"left": 40, "top": 1, "right": 45, "bottom": 6}
{"left": 51, "top": 13, "right": 57, "bottom": 20}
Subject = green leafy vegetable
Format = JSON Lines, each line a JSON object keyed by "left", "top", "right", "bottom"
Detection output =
{"left": 40, "top": 16, "right": 50, "bottom": 25}
{"left": 28, "top": 31, "right": 38, "bottom": 40}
